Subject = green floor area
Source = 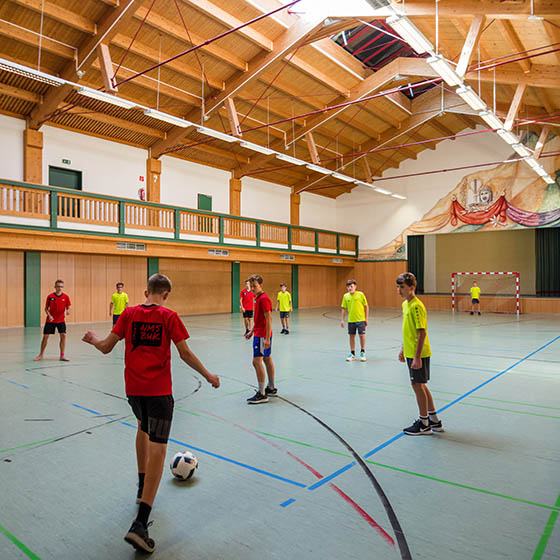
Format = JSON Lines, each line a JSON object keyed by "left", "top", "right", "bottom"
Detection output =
{"left": 0, "top": 308, "right": 559, "bottom": 559}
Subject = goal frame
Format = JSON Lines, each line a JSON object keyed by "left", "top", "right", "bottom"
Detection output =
{"left": 451, "top": 271, "right": 520, "bottom": 316}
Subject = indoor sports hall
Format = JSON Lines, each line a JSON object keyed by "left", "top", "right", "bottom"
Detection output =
{"left": 0, "top": 1, "right": 559, "bottom": 559}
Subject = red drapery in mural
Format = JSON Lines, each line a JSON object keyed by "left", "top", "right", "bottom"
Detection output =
{"left": 450, "top": 195, "right": 508, "bottom": 226}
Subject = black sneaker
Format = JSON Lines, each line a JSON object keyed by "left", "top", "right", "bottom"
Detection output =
{"left": 247, "top": 391, "right": 268, "bottom": 404}
{"left": 403, "top": 419, "right": 433, "bottom": 436}
{"left": 429, "top": 419, "right": 445, "bottom": 432}
{"left": 265, "top": 386, "right": 278, "bottom": 397}
{"left": 470, "top": 311, "right": 474, "bottom": 315}
{"left": 124, "top": 520, "right": 155, "bottom": 553}
{"left": 136, "top": 485, "right": 143, "bottom": 504}
{"left": 280, "top": 328, "right": 286, "bottom": 334}
{"left": 478, "top": 312, "right": 481, "bottom": 316}
{"left": 285, "top": 329, "right": 289, "bottom": 335}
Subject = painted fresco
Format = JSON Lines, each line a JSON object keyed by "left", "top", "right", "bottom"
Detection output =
{"left": 361, "top": 133, "right": 560, "bottom": 260}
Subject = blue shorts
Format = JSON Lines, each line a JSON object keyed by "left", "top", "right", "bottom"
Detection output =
{"left": 113, "top": 314, "right": 121, "bottom": 326}
{"left": 253, "top": 336, "right": 272, "bottom": 358}
{"left": 348, "top": 321, "right": 366, "bottom": 335}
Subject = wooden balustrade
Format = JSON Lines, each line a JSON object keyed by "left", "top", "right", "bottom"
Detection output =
{"left": 292, "top": 227, "right": 316, "bottom": 247}
{"left": 339, "top": 234, "right": 356, "bottom": 252}
{"left": 180, "top": 210, "right": 219, "bottom": 236}
{"left": 0, "top": 184, "right": 49, "bottom": 218}
{"left": 318, "top": 231, "right": 337, "bottom": 250}
{"left": 58, "top": 192, "right": 119, "bottom": 225}
{"left": 125, "top": 202, "right": 174, "bottom": 232}
{"left": 260, "top": 223, "right": 288, "bottom": 244}
{"left": 223, "top": 217, "right": 256, "bottom": 240}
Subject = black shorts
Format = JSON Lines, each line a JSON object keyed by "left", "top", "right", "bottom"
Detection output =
{"left": 43, "top": 322, "right": 66, "bottom": 335}
{"left": 127, "top": 395, "right": 174, "bottom": 444}
{"left": 280, "top": 311, "right": 290, "bottom": 319}
{"left": 112, "top": 314, "right": 121, "bottom": 326}
{"left": 243, "top": 310, "right": 254, "bottom": 319}
{"left": 472, "top": 299, "right": 480, "bottom": 304}
{"left": 348, "top": 321, "right": 366, "bottom": 335}
{"left": 406, "top": 357, "right": 430, "bottom": 384}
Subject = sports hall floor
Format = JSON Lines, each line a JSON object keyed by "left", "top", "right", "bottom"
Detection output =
{"left": 1, "top": 307, "right": 559, "bottom": 560}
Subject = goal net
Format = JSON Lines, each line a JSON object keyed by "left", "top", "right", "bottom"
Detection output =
{"left": 452, "top": 272, "right": 520, "bottom": 315}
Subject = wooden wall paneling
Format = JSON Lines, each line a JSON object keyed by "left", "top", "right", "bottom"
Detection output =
{"left": 90, "top": 255, "right": 108, "bottom": 322}
{"left": 0, "top": 251, "right": 7, "bottom": 327}
{"left": 106, "top": 255, "right": 122, "bottom": 312}
{"left": 0, "top": 251, "right": 24, "bottom": 327}
{"left": 240, "top": 263, "right": 292, "bottom": 299}
{"left": 120, "top": 256, "right": 147, "bottom": 309}
{"left": 353, "top": 261, "right": 407, "bottom": 308}
{"left": 521, "top": 297, "right": 560, "bottom": 314}
{"left": 73, "top": 253, "right": 92, "bottom": 324}
{"left": 299, "top": 265, "right": 343, "bottom": 308}
{"left": 40, "top": 253, "right": 57, "bottom": 325}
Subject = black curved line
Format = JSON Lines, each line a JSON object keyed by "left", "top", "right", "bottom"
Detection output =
{"left": 175, "top": 374, "right": 202, "bottom": 403}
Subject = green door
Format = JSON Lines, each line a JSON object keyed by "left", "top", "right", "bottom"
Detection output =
{"left": 198, "top": 193, "right": 212, "bottom": 211}
{"left": 48, "top": 166, "right": 82, "bottom": 190}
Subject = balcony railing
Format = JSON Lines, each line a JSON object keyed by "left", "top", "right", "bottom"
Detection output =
{"left": 0, "top": 180, "right": 358, "bottom": 257}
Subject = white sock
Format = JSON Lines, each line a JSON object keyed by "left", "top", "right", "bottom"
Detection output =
{"left": 419, "top": 415, "right": 429, "bottom": 426}
{"left": 428, "top": 410, "right": 439, "bottom": 422}
{"left": 258, "top": 382, "right": 266, "bottom": 394}
{"left": 267, "top": 380, "right": 275, "bottom": 389}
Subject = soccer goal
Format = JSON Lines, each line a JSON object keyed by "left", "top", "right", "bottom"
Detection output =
{"left": 451, "top": 272, "right": 520, "bottom": 315}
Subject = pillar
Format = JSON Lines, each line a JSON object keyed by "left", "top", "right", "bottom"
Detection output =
{"left": 231, "top": 261, "right": 240, "bottom": 313}
{"left": 290, "top": 189, "right": 300, "bottom": 226}
{"left": 291, "top": 264, "right": 299, "bottom": 310}
{"left": 25, "top": 251, "right": 41, "bottom": 327}
{"left": 229, "top": 177, "right": 242, "bottom": 216}
{"left": 147, "top": 257, "right": 159, "bottom": 280}
{"left": 24, "top": 128, "right": 43, "bottom": 184}
{"left": 146, "top": 157, "right": 161, "bottom": 203}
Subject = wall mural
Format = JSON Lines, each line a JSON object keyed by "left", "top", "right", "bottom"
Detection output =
{"left": 360, "top": 133, "right": 560, "bottom": 260}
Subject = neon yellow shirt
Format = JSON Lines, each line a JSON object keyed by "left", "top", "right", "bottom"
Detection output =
{"left": 402, "top": 297, "right": 431, "bottom": 359}
{"left": 277, "top": 291, "right": 292, "bottom": 312}
{"left": 111, "top": 292, "right": 129, "bottom": 315}
{"left": 470, "top": 286, "right": 481, "bottom": 299}
{"left": 341, "top": 291, "right": 368, "bottom": 323}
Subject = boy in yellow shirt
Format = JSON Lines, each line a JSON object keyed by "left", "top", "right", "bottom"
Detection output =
{"left": 340, "top": 279, "right": 368, "bottom": 362}
{"left": 276, "top": 283, "right": 292, "bottom": 334}
{"left": 470, "top": 281, "right": 481, "bottom": 316}
{"left": 397, "top": 272, "right": 444, "bottom": 435}
{"left": 110, "top": 282, "right": 129, "bottom": 325}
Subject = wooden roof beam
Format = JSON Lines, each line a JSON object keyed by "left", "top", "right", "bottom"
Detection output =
{"left": 534, "top": 126, "right": 550, "bottom": 159}
{"left": 504, "top": 83, "right": 527, "bottom": 131}
{"left": 541, "top": 20, "right": 560, "bottom": 65}
{"left": 97, "top": 44, "right": 118, "bottom": 94}
{"left": 456, "top": 16, "right": 485, "bottom": 77}
{"left": 497, "top": 21, "right": 532, "bottom": 73}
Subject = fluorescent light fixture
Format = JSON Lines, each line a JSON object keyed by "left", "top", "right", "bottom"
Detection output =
{"left": 523, "top": 157, "right": 541, "bottom": 170}
{"left": 354, "top": 180, "right": 374, "bottom": 188}
{"left": 543, "top": 174, "right": 556, "bottom": 184}
{"left": 479, "top": 110, "right": 503, "bottom": 130}
{"left": 0, "top": 58, "right": 66, "bottom": 87}
{"left": 144, "top": 109, "right": 194, "bottom": 128}
{"left": 77, "top": 87, "right": 136, "bottom": 109}
{"left": 497, "top": 128, "right": 519, "bottom": 145}
{"left": 332, "top": 172, "right": 354, "bottom": 182}
{"left": 534, "top": 165, "right": 549, "bottom": 177}
{"left": 374, "top": 186, "right": 392, "bottom": 195}
{"left": 391, "top": 193, "right": 407, "bottom": 200}
{"left": 455, "top": 85, "right": 487, "bottom": 111}
{"left": 276, "top": 153, "right": 306, "bottom": 166}
{"left": 197, "top": 127, "right": 240, "bottom": 143}
{"left": 239, "top": 141, "right": 276, "bottom": 156}
{"left": 512, "top": 143, "right": 532, "bottom": 158}
{"left": 386, "top": 15, "right": 434, "bottom": 55}
{"left": 427, "top": 55, "right": 462, "bottom": 87}
{"left": 306, "top": 164, "right": 333, "bottom": 175}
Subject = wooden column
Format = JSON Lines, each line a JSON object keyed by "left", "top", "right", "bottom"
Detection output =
{"left": 146, "top": 157, "right": 161, "bottom": 202}
{"left": 290, "top": 189, "right": 300, "bottom": 226}
{"left": 24, "top": 128, "right": 43, "bottom": 184}
{"left": 229, "top": 177, "right": 242, "bottom": 215}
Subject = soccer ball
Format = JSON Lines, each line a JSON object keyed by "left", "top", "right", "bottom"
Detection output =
{"left": 170, "top": 451, "right": 198, "bottom": 480}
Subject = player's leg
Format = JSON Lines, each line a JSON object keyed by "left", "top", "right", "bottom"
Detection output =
{"left": 285, "top": 313, "right": 290, "bottom": 333}
{"left": 135, "top": 422, "right": 148, "bottom": 503}
{"left": 247, "top": 339, "right": 268, "bottom": 403}
{"left": 263, "top": 353, "right": 277, "bottom": 397}
{"left": 346, "top": 329, "right": 356, "bottom": 361}
{"left": 470, "top": 300, "right": 474, "bottom": 315}
{"left": 403, "top": 359, "right": 433, "bottom": 435}
{"left": 59, "top": 332, "right": 69, "bottom": 361}
{"left": 477, "top": 301, "right": 481, "bottom": 315}
{"left": 359, "top": 323, "right": 366, "bottom": 361}
{"left": 34, "top": 334, "right": 50, "bottom": 360}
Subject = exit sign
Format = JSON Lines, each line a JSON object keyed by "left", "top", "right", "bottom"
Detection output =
{"left": 62, "top": 159, "right": 71, "bottom": 165}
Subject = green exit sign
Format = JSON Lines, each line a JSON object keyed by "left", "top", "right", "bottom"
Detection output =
{"left": 62, "top": 159, "right": 71, "bottom": 165}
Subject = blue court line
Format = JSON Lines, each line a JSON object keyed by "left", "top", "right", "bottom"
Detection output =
{"left": 5, "top": 380, "right": 30, "bottom": 389}
{"left": 72, "top": 403, "right": 103, "bottom": 415}
{"left": 282, "top": 334, "right": 560, "bottom": 504}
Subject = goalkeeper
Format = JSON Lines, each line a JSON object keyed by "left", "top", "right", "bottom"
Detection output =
{"left": 470, "top": 281, "right": 481, "bottom": 316}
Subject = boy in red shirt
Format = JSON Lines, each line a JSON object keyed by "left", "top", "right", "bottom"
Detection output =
{"left": 239, "top": 279, "right": 254, "bottom": 335}
{"left": 34, "top": 279, "right": 71, "bottom": 361}
{"left": 244, "top": 274, "right": 276, "bottom": 404}
{"left": 82, "top": 274, "right": 220, "bottom": 553}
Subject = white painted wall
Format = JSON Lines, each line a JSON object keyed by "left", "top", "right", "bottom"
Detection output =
{"left": 300, "top": 192, "right": 337, "bottom": 231}
{"left": 241, "top": 177, "right": 290, "bottom": 223}
{"left": 336, "top": 129, "right": 513, "bottom": 250}
{"left": 42, "top": 125, "right": 145, "bottom": 199}
{"left": 0, "top": 114, "right": 25, "bottom": 182}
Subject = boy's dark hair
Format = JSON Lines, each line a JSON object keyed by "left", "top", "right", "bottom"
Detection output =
{"left": 396, "top": 272, "right": 417, "bottom": 287}
{"left": 55, "top": 279, "right": 64, "bottom": 286}
{"left": 280, "top": 283, "right": 287, "bottom": 287}
{"left": 147, "top": 274, "right": 172, "bottom": 294}
{"left": 346, "top": 279, "right": 357, "bottom": 287}
{"left": 116, "top": 282, "right": 124, "bottom": 288}
{"left": 248, "top": 274, "right": 263, "bottom": 285}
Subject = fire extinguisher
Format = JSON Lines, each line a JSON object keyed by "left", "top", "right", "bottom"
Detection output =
{"left": 138, "top": 187, "right": 146, "bottom": 201}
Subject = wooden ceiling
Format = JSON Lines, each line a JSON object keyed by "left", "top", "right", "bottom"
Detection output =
{"left": 0, "top": 0, "right": 558, "bottom": 198}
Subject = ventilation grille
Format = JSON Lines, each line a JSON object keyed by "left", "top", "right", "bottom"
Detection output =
{"left": 117, "top": 242, "right": 146, "bottom": 251}
{"left": 208, "top": 249, "right": 229, "bottom": 256}
{"left": 332, "top": 258, "right": 343, "bottom": 264}
{"left": 280, "top": 254, "right": 295, "bottom": 261}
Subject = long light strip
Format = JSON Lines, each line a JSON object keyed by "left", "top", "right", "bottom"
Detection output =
{"left": 391, "top": 193, "right": 407, "bottom": 199}
{"left": 497, "top": 128, "right": 519, "bottom": 145}
{"left": 332, "top": 172, "right": 354, "bottom": 182}
{"left": 512, "top": 143, "right": 532, "bottom": 158}
{"left": 455, "top": 85, "right": 487, "bottom": 111}
{"left": 374, "top": 186, "right": 392, "bottom": 195}
{"left": 77, "top": 87, "right": 137, "bottom": 109}
{"left": 427, "top": 55, "right": 462, "bottom": 86}
{"left": 543, "top": 175, "right": 556, "bottom": 184}
{"left": 144, "top": 109, "right": 195, "bottom": 128}
{"left": 197, "top": 127, "right": 241, "bottom": 143}
{"left": 0, "top": 58, "right": 66, "bottom": 87}
{"left": 385, "top": 15, "right": 433, "bottom": 54}
{"left": 276, "top": 153, "right": 307, "bottom": 166}
{"left": 479, "top": 110, "right": 503, "bottom": 130}
{"left": 306, "top": 164, "right": 333, "bottom": 175}
{"left": 239, "top": 141, "right": 276, "bottom": 155}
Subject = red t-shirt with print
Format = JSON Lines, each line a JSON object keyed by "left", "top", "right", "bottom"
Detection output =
{"left": 112, "top": 304, "right": 189, "bottom": 396}
{"left": 240, "top": 289, "right": 254, "bottom": 311}
{"left": 45, "top": 292, "right": 71, "bottom": 323}
{"left": 253, "top": 292, "right": 272, "bottom": 337}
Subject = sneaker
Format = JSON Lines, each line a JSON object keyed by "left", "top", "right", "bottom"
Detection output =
{"left": 247, "top": 391, "right": 268, "bottom": 404}
{"left": 429, "top": 419, "right": 445, "bottom": 432}
{"left": 359, "top": 350, "right": 366, "bottom": 362}
{"left": 124, "top": 520, "right": 155, "bottom": 553}
{"left": 470, "top": 311, "right": 474, "bottom": 315}
{"left": 136, "top": 485, "right": 143, "bottom": 504}
{"left": 403, "top": 419, "right": 433, "bottom": 436}
{"left": 265, "top": 386, "right": 278, "bottom": 397}
{"left": 478, "top": 312, "right": 481, "bottom": 316}
{"left": 284, "top": 329, "right": 289, "bottom": 335}
{"left": 280, "top": 328, "right": 286, "bottom": 334}
{"left": 346, "top": 353, "right": 356, "bottom": 362}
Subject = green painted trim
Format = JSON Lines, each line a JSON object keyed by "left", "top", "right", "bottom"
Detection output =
{"left": 532, "top": 492, "right": 560, "bottom": 559}
{"left": 147, "top": 257, "right": 159, "bottom": 279}
{"left": 336, "top": 233, "right": 340, "bottom": 255}
{"left": 0, "top": 523, "right": 41, "bottom": 560}
{"left": 219, "top": 216, "right": 224, "bottom": 245}
{"left": 356, "top": 259, "right": 408, "bottom": 263}
{"left": 256, "top": 221, "right": 261, "bottom": 248}
{"left": 291, "top": 264, "right": 298, "bottom": 309}
{"left": 288, "top": 227, "right": 292, "bottom": 251}
{"left": 118, "top": 201, "right": 125, "bottom": 235}
{"left": 174, "top": 209, "right": 180, "bottom": 240}
{"left": 24, "top": 252, "right": 41, "bottom": 327}
{"left": 231, "top": 261, "right": 240, "bottom": 314}
{"left": 315, "top": 231, "right": 319, "bottom": 253}
{"left": 49, "top": 191, "right": 57, "bottom": 229}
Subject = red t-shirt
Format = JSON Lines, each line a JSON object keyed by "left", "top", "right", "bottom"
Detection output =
{"left": 253, "top": 292, "right": 272, "bottom": 337}
{"left": 112, "top": 304, "right": 190, "bottom": 396}
{"left": 240, "top": 289, "right": 254, "bottom": 311}
{"left": 45, "top": 292, "right": 71, "bottom": 323}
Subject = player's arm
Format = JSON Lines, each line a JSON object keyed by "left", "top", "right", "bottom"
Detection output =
{"left": 411, "top": 329, "right": 427, "bottom": 369}
{"left": 82, "top": 331, "right": 120, "bottom": 354}
{"left": 340, "top": 307, "right": 346, "bottom": 327}
{"left": 264, "top": 310, "right": 272, "bottom": 348}
{"left": 398, "top": 345, "right": 405, "bottom": 362}
{"left": 45, "top": 304, "right": 53, "bottom": 322}
{"left": 109, "top": 301, "right": 114, "bottom": 316}
{"left": 240, "top": 297, "right": 244, "bottom": 312}
{"left": 175, "top": 339, "right": 220, "bottom": 388}
{"left": 65, "top": 304, "right": 71, "bottom": 317}
{"left": 364, "top": 304, "right": 369, "bottom": 326}
{"left": 275, "top": 299, "right": 279, "bottom": 312}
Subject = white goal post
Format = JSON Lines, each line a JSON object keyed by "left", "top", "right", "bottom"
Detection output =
{"left": 451, "top": 272, "right": 520, "bottom": 316}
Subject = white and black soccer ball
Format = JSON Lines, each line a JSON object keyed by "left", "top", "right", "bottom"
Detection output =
{"left": 170, "top": 451, "right": 198, "bottom": 480}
